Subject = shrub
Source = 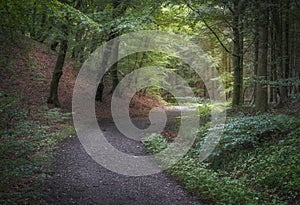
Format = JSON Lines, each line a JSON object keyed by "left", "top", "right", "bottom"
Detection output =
{"left": 0, "top": 97, "right": 74, "bottom": 203}
{"left": 143, "top": 113, "right": 299, "bottom": 204}
{"left": 142, "top": 133, "right": 168, "bottom": 154}
{"left": 196, "top": 114, "right": 292, "bottom": 159}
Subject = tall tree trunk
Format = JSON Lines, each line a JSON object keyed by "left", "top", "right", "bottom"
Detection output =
{"left": 95, "top": 38, "right": 115, "bottom": 102}
{"left": 290, "top": 1, "right": 297, "bottom": 94}
{"left": 47, "top": 39, "right": 68, "bottom": 107}
{"left": 222, "top": 48, "right": 230, "bottom": 100}
{"left": 252, "top": 33, "right": 259, "bottom": 105}
{"left": 272, "top": 0, "right": 284, "bottom": 106}
{"left": 278, "top": 0, "right": 289, "bottom": 104}
{"left": 109, "top": 0, "right": 127, "bottom": 94}
{"left": 255, "top": 2, "right": 269, "bottom": 112}
{"left": 232, "top": 5, "right": 244, "bottom": 107}
{"left": 270, "top": 26, "right": 276, "bottom": 104}
{"left": 275, "top": 0, "right": 288, "bottom": 105}
{"left": 290, "top": 2, "right": 297, "bottom": 94}
{"left": 110, "top": 39, "right": 120, "bottom": 94}
{"left": 284, "top": 0, "right": 290, "bottom": 95}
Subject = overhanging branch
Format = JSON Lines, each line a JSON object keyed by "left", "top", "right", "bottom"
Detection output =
{"left": 184, "top": 1, "right": 239, "bottom": 58}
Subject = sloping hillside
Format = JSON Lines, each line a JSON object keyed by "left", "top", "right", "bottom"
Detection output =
{"left": 0, "top": 35, "right": 163, "bottom": 203}
{"left": 0, "top": 35, "right": 163, "bottom": 119}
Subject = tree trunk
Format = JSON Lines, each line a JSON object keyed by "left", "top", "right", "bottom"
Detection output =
{"left": 252, "top": 33, "right": 259, "bottom": 105}
{"left": 47, "top": 39, "right": 68, "bottom": 107}
{"left": 95, "top": 81, "right": 104, "bottom": 102}
{"left": 95, "top": 43, "right": 112, "bottom": 102}
{"left": 109, "top": 0, "right": 126, "bottom": 94}
{"left": 272, "top": 0, "right": 284, "bottom": 106}
{"left": 277, "top": 0, "right": 289, "bottom": 104}
{"left": 232, "top": 8, "right": 244, "bottom": 107}
{"left": 95, "top": 33, "right": 118, "bottom": 101}
{"left": 255, "top": 2, "right": 269, "bottom": 112}
{"left": 110, "top": 39, "right": 120, "bottom": 94}
{"left": 269, "top": 17, "right": 276, "bottom": 104}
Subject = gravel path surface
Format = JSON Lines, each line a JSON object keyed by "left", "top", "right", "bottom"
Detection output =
{"left": 43, "top": 113, "right": 203, "bottom": 205}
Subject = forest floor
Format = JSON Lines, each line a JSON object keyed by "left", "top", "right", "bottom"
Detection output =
{"left": 0, "top": 36, "right": 203, "bottom": 204}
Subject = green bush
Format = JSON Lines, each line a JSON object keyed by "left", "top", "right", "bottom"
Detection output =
{"left": 238, "top": 130, "right": 299, "bottom": 199}
{"left": 196, "top": 103, "right": 211, "bottom": 121}
{"left": 143, "top": 113, "right": 299, "bottom": 204}
{"left": 142, "top": 133, "right": 168, "bottom": 154}
{"left": 204, "top": 114, "right": 300, "bottom": 203}
{"left": 0, "top": 103, "right": 74, "bottom": 203}
{"left": 167, "top": 157, "right": 271, "bottom": 204}
{"left": 196, "top": 114, "right": 295, "bottom": 159}
{"left": 142, "top": 134, "right": 283, "bottom": 204}
{"left": 291, "top": 92, "right": 300, "bottom": 102}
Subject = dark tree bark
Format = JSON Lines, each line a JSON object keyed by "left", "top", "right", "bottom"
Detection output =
{"left": 270, "top": 22, "right": 276, "bottom": 104}
{"left": 47, "top": 39, "right": 68, "bottom": 107}
{"left": 281, "top": 0, "right": 290, "bottom": 101}
{"left": 232, "top": 0, "right": 244, "bottom": 106}
{"left": 252, "top": 33, "right": 259, "bottom": 105}
{"left": 95, "top": 42, "right": 112, "bottom": 102}
{"left": 95, "top": 35, "right": 118, "bottom": 101}
{"left": 271, "top": 0, "right": 284, "bottom": 106}
{"left": 95, "top": 81, "right": 104, "bottom": 102}
{"left": 51, "top": 41, "right": 59, "bottom": 51}
{"left": 255, "top": 2, "right": 269, "bottom": 112}
{"left": 110, "top": 39, "right": 121, "bottom": 94}
{"left": 109, "top": 0, "right": 127, "bottom": 94}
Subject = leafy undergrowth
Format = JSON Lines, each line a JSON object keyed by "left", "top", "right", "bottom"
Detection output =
{"left": 0, "top": 94, "right": 75, "bottom": 204}
{"left": 143, "top": 104, "right": 300, "bottom": 204}
{"left": 0, "top": 35, "right": 76, "bottom": 203}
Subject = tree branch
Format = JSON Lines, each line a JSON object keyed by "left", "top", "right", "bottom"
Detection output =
{"left": 185, "top": 1, "right": 239, "bottom": 58}
{"left": 202, "top": 18, "right": 238, "bottom": 57}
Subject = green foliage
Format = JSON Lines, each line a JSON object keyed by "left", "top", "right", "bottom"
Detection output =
{"left": 198, "top": 114, "right": 283, "bottom": 158}
{"left": 44, "top": 108, "right": 72, "bottom": 123}
{"left": 0, "top": 92, "right": 17, "bottom": 114}
{"left": 206, "top": 114, "right": 300, "bottom": 202}
{"left": 196, "top": 103, "right": 211, "bottom": 121}
{"left": 143, "top": 113, "right": 299, "bottom": 204}
{"left": 142, "top": 133, "right": 168, "bottom": 154}
{"left": 244, "top": 135, "right": 299, "bottom": 199}
{"left": 257, "top": 77, "right": 300, "bottom": 88}
{"left": 272, "top": 114, "right": 300, "bottom": 131}
{"left": 219, "top": 71, "right": 234, "bottom": 96}
{"left": 0, "top": 0, "right": 102, "bottom": 62}
{"left": 143, "top": 136, "right": 281, "bottom": 204}
{"left": 0, "top": 98, "right": 75, "bottom": 203}
{"left": 167, "top": 157, "right": 276, "bottom": 205}
{"left": 291, "top": 92, "right": 300, "bottom": 102}
{"left": 214, "top": 128, "right": 300, "bottom": 201}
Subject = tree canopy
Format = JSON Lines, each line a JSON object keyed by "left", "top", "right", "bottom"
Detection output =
{"left": 1, "top": 0, "right": 300, "bottom": 109}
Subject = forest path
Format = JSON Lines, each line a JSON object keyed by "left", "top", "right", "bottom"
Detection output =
{"left": 42, "top": 108, "right": 203, "bottom": 205}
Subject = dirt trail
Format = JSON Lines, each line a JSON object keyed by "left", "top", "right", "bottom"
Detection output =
{"left": 43, "top": 112, "right": 203, "bottom": 205}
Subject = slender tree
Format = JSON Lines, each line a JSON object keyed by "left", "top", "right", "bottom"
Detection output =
{"left": 47, "top": 25, "right": 68, "bottom": 107}
{"left": 255, "top": 1, "right": 269, "bottom": 112}
{"left": 231, "top": 0, "right": 245, "bottom": 106}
